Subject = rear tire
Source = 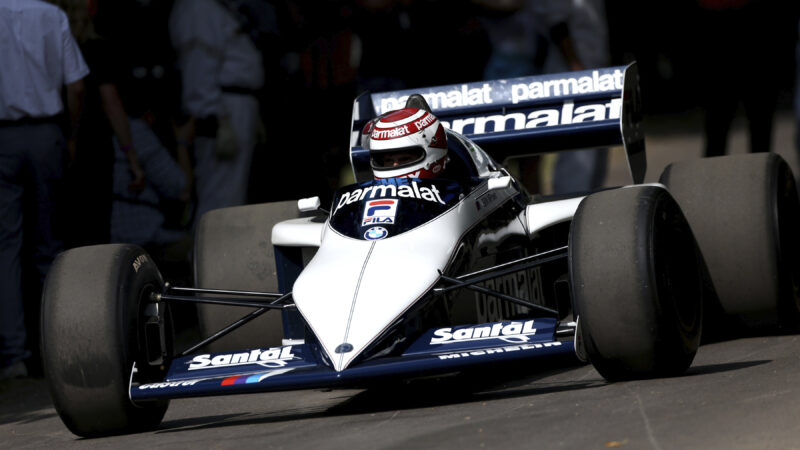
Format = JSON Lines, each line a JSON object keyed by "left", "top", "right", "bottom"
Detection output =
{"left": 41, "top": 244, "right": 170, "bottom": 437}
{"left": 569, "top": 186, "right": 703, "bottom": 381}
{"left": 194, "top": 201, "right": 301, "bottom": 351}
{"left": 660, "top": 153, "right": 800, "bottom": 331}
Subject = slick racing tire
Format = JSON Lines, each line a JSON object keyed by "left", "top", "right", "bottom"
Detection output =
{"left": 194, "top": 201, "right": 301, "bottom": 352}
{"left": 41, "top": 244, "right": 171, "bottom": 437}
{"left": 569, "top": 186, "right": 703, "bottom": 381}
{"left": 660, "top": 153, "right": 800, "bottom": 330}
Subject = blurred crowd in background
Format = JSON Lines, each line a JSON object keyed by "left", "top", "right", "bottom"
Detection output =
{"left": 1, "top": 0, "right": 799, "bottom": 379}
{"left": 87, "top": 0, "right": 800, "bottom": 204}
{"left": 47, "top": 0, "right": 800, "bottom": 234}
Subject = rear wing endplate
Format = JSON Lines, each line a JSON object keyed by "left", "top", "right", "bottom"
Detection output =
{"left": 350, "top": 62, "right": 645, "bottom": 184}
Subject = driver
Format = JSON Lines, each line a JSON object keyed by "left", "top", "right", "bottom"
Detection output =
{"left": 363, "top": 98, "right": 448, "bottom": 179}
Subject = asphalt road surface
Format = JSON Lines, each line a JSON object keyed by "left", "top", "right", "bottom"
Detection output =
{"left": 3, "top": 333, "right": 800, "bottom": 449}
{"left": 2, "top": 110, "right": 799, "bottom": 449}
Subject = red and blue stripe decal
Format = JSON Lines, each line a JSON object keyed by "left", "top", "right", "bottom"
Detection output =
{"left": 220, "top": 369, "right": 293, "bottom": 386}
{"left": 221, "top": 373, "right": 264, "bottom": 386}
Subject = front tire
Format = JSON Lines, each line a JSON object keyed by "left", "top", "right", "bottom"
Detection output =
{"left": 569, "top": 186, "right": 703, "bottom": 381}
{"left": 41, "top": 244, "right": 170, "bottom": 437}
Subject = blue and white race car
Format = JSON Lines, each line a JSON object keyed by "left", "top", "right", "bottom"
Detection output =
{"left": 41, "top": 63, "right": 800, "bottom": 437}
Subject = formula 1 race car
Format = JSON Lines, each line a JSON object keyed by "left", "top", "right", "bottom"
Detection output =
{"left": 41, "top": 63, "right": 800, "bottom": 437}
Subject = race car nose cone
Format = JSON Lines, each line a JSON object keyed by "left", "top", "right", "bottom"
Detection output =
{"left": 292, "top": 222, "right": 457, "bottom": 372}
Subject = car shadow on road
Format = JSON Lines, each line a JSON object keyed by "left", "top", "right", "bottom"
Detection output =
{"left": 0, "top": 377, "right": 57, "bottom": 426}
{"left": 154, "top": 354, "right": 601, "bottom": 433}
{"left": 148, "top": 356, "right": 770, "bottom": 435}
{"left": 684, "top": 360, "right": 770, "bottom": 377}
{"left": 157, "top": 405, "right": 338, "bottom": 434}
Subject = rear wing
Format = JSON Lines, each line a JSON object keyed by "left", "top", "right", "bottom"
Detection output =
{"left": 350, "top": 62, "right": 645, "bottom": 184}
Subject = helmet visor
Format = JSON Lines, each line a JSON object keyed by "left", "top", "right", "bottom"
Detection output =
{"left": 370, "top": 146, "right": 426, "bottom": 170}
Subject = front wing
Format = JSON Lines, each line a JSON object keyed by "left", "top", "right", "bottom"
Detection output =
{"left": 130, "top": 318, "right": 574, "bottom": 402}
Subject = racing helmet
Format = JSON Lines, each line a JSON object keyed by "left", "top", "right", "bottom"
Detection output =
{"left": 366, "top": 105, "right": 448, "bottom": 179}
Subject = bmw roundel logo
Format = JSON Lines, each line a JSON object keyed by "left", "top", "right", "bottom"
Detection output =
{"left": 335, "top": 343, "right": 353, "bottom": 353}
{"left": 364, "top": 226, "right": 388, "bottom": 240}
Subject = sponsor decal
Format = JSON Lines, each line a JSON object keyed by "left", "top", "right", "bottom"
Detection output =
{"left": 510, "top": 69, "right": 624, "bottom": 104}
{"left": 431, "top": 320, "right": 537, "bottom": 345}
{"left": 379, "top": 84, "right": 493, "bottom": 113}
{"left": 375, "top": 69, "right": 624, "bottom": 113}
{"left": 187, "top": 346, "right": 296, "bottom": 371}
{"left": 132, "top": 254, "right": 148, "bottom": 273}
{"left": 475, "top": 191, "right": 498, "bottom": 211}
{"left": 371, "top": 110, "right": 438, "bottom": 140}
{"left": 363, "top": 199, "right": 398, "bottom": 226}
{"left": 441, "top": 99, "right": 622, "bottom": 136}
{"left": 371, "top": 125, "right": 410, "bottom": 140}
{"left": 436, "top": 341, "right": 562, "bottom": 360}
{"left": 335, "top": 180, "right": 444, "bottom": 213}
{"left": 413, "top": 112, "right": 437, "bottom": 130}
{"left": 476, "top": 266, "right": 544, "bottom": 324}
{"left": 221, "top": 368, "right": 293, "bottom": 386}
{"left": 364, "top": 226, "right": 388, "bottom": 240}
{"left": 138, "top": 379, "right": 204, "bottom": 390}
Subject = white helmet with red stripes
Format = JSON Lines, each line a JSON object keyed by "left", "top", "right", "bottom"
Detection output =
{"left": 366, "top": 106, "right": 448, "bottom": 179}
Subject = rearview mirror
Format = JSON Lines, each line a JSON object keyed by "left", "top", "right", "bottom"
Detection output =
{"left": 487, "top": 176, "right": 511, "bottom": 191}
{"left": 297, "top": 196, "right": 321, "bottom": 212}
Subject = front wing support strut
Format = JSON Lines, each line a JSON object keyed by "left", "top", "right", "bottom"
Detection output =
{"left": 434, "top": 245, "right": 567, "bottom": 317}
{"left": 152, "top": 286, "right": 292, "bottom": 357}
{"left": 438, "top": 274, "right": 559, "bottom": 316}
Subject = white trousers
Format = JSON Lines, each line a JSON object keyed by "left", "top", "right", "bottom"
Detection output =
{"left": 194, "top": 93, "right": 260, "bottom": 221}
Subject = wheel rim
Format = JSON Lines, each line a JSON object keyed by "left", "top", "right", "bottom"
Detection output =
{"left": 134, "top": 281, "right": 171, "bottom": 384}
{"left": 773, "top": 161, "right": 800, "bottom": 322}
{"left": 652, "top": 199, "right": 702, "bottom": 342}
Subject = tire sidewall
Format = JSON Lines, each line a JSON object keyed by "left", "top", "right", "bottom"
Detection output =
{"left": 660, "top": 153, "right": 800, "bottom": 330}
{"left": 42, "top": 244, "right": 169, "bottom": 437}
{"left": 570, "top": 186, "right": 702, "bottom": 380}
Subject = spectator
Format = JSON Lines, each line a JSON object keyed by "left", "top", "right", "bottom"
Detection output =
{"left": 531, "top": 0, "right": 611, "bottom": 195}
{"left": 285, "top": 1, "right": 360, "bottom": 197}
{"left": 95, "top": 0, "right": 186, "bottom": 158}
{"left": 93, "top": 0, "right": 194, "bottom": 263}
{"left": 51, "top": 0, "right": 145, "bottom": 248}
{"left": 795, "top": 16, "right": 800, "bottom": 157}
{"left": 109, "top": 116, "right": 192, "bottom": 257}
{"left": 169, "top": 0, "right": 265, "bottom": 221}
{"left": 697, "top": 0, "right": 797, "bottom": 156}
{"left": 474, "top": 0, "right": 542, "bottom": 193}
{"left": 351, "top": 0, "right": 416, "bottom": 93}
{"left": 405, "top": 0, "right": 491, "bottom": 88}
{"left": 696, "top": 0, "right": 773, "bottom": 157}
{"left": 0, "top": 0, "right": 89, "bottom": 379}
{"left": 695, "top": 0, "right": 798, "bottom": 159}
{"left": 475, "top": 0, "right": 540, "bottom": 80}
